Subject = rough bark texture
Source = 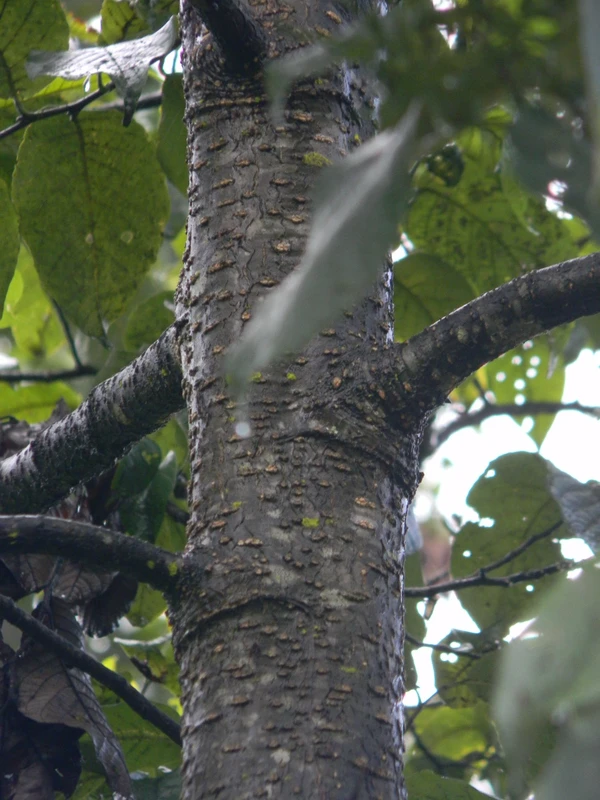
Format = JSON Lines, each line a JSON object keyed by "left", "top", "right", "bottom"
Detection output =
{"left": 172, "top": 1, "right": 423, "bottom": 798}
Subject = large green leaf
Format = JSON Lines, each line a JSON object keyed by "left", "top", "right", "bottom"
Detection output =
{"left": 394, "top": 252, "right": 474, "bottom": 341}
{"left": 405, "top": 133, "right": 579, "bottom": 294}
{"left": 227, "top": 107, "right": 420, "bottom": 391}
{"left": 156, "top": 74, "right": 188, "bottom": 196}
{"left": 494, "top": 567, "right": 600, "bottom": 800}
{"left": 453, "top": 452, "right": 565, "bottom": 631}
{"left": 13, "top": 112, "right": 169, "bottom": 336}
{"left": 0, "top": 178, "right": 19, "bottom": 314}
{"left": 0, "top": 0, "right": 68, "bottom": 99}
{"left": 119, "top": 451, "right": 177, "bottom": 543}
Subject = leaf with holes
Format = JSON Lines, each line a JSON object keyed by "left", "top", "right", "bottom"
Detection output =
{"left": 12, "top": 112, "right": 169, "bottom": 336}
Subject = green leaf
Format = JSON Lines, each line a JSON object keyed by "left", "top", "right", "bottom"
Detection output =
{"left": 132, "top": 769, "right": 181, "bottom": 800}
{"left": 80, "top": 694, "right": 180, "bottom": 774}
{"left": 405, "top": 132, "right": 579, "bottom": 295}
{"left": 487, "top": 336, "right": 566, "bottom": 447}
{"left": 494, "top": 567, "right": 600, "bottom": 800}
{"left": 433, "top": 630, "right": 500, "bottom": 709}
{"left": 393, "top": 253, "right": 474, "bottom": 341}
{"left": 100, "top": 0, "right": 149, "bottom": 44}
{"left": 127, "top": 583, "right": 167, "bottom": 627}
{"left": 156, "top": 74, "right": 188, "bottom": 196}
{"left": 0, "top": 0, "right": 69, "bottom": 99}
{"left": 13, "top": 112, "right": 169, "bottom": 336}
{"left": 116, "top": 636, "right": 180, "bottom": 696}
{"left": 26, "top": 17, "right": 178, "bottom": 124}
{"left": 119, "top": 451, "right": 177, "bottom": 543}
{"left": 124, "top": 290, "right": 174, "bottom": 351}
{"left": 227, "top": 107, "right": 420, "bottom": 391}
{"left": 0, "top": 178, "right": 20, "bottom": 315}
{"left": 111, "top": 438, "right": 162, "bottom": 500}
{"left": 405, "top": 770, "right": 493, "bottom": 799}
{"left": 411, "top": 700, "right": 495, "bottom": 763}
{"left": 453, "top": 452, "right": 565, "bottom": 631}
{"left": 0, "top": 381, "right": 80, "bottom": 423}
{"left": 0, "top": 248, "right": 65, "bottom": 360}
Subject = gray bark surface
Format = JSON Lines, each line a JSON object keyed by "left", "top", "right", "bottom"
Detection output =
{"left": 173, "top": 1, "right": 421, "bottom": 797}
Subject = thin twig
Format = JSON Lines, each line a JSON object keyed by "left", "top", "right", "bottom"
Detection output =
{"left": 433, "top": 401, "right": 600, "bottom": 449}
{"left": 482, "top": 521, "right": 562, "bottom": 573}
{"left": 52, "top": 301, "right": 84, "bottom": 369}
{"left": 0, "top": 365, "right": 97, "bottom": 383}
{"left": 0, "top": 82, "right": 115, "bottom": 142}
{"left": 405, "top": 559, "right": 575, "bottom": 598}
{"left": 404, "top": 632, "right": 480, "bottom": 659}
{"left": 0, "top": 593, "right": 182, "bottom": 746}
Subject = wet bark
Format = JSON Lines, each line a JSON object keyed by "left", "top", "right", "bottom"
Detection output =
{"left": 171, "top": 1, "right": 423, "bottom": 797}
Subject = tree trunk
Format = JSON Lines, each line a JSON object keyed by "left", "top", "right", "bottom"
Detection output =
{"left": 172, "top": 2, "right": 423, "bottom": 798}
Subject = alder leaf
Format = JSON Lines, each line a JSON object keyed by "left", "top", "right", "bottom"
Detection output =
{"left": 26, "top": 17, "right": 178, "bottom": 124}
{"left": 227, "top": 105, "right": 421, "bottom": 391}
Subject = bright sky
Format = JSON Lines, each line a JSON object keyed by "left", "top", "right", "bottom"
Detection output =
{"left": 407, "top": 348, "right": 600, "bottom": 705}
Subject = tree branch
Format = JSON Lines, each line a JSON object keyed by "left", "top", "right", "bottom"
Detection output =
{"left": 0, "top": 516, "right": 182, "bottom": 593}
{"left": 381, "top": 253, "right": 600, "bottom": 420}
{"left": 432, "top": 400, "right": 600, "bottom": 449}
{"left": 0, "top": 326, "right": 183, "bottom": 514}
{"left": 0, "top": 365, "right": 97, "bottom": 383}
{"left": 187, "top": 0, "right": 267, "bottom": 74}
{"left": 0, "top": 593, "right": 181, "bottom": 746}
{"left": 405, "top": 632, "right": 480, "bottom": 659}
{"left": 405, "top": 559, "right": 574, "bottom": 598}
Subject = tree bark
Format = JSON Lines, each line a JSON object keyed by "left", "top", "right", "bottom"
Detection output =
{"left": 173, "top": 1, "right": 420, "bottom": 797}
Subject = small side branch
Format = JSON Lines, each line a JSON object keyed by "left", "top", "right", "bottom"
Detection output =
{"left": 0, "top": 326, "right": 184, "bottom": 514}
{"left": 432, "top": 401, "right": 600, "bottom": 449}
{"left": 188, "top": 0, "right": 267, "bottom": 74}
{"left": 0, "top": 516, "right": 182, "bottom": 593}
{"left": 0, "top": 593, "right": 181, "bottom": 746}
{"left": 381, "top": 253, "right": 600, "bottom": 419}
{"left": 405, "top": 559, "right": 574, "bottom": 598}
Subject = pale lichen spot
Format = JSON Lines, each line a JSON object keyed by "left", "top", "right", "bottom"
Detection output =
{"left": 271, "top": 748, "right": 291, "bottom": 766}
{"left": 456, "top": 327, "right": 469, "bottom": 343}
{"left": 120, "top": 230, "right": 134, "bottom": 244}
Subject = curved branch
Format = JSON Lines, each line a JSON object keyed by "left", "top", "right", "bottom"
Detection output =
{"left": 432, "top": 400, "right": 600, "bottom": 449}
{"left": 0, "top": 594, "right": 181, "bottom": 746}
{"left": 0, "top": 326, "right": 184, "bottom": 515}
{"left": 382, "top": 253, "right": 600, "bottom": 419}
{"left": 187, "top": 0, "right": 267, "bottom": 74}
{"left": 0, "top": 516, "right": 182, "bottom": 593}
